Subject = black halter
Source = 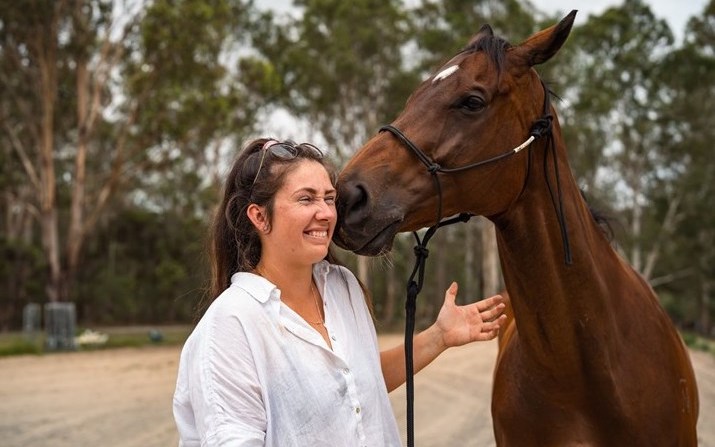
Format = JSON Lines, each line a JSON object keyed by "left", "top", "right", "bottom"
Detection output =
{"left": 379, "top": 80, "right": 571, "bottom": 447}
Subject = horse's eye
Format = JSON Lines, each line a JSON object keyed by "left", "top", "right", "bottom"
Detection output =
{"left": 458, "top": 95, "right": 486, "bottom": 112}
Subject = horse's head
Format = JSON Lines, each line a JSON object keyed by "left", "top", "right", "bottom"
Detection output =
{"left": 335, "top": 11, "right": 577, "bottom": 255}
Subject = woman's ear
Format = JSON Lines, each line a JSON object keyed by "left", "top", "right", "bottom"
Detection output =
{"left": 247, "top": 204, "right": 270, "bottom": 233}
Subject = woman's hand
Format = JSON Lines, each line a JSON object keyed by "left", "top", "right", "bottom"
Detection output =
{"left": 380, "top": 281, "right": 507, "bottom": 392}
{"left": 434, "top": 282, "right": 507, "bottom": 349}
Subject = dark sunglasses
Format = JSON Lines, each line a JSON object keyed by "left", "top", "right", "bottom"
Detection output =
{"left": 252, "top": 140, "right": 324, "bottom": 186}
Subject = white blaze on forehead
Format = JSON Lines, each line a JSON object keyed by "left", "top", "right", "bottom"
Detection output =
{"left": 432, "top": 65, "right": 459, "bottom": 83}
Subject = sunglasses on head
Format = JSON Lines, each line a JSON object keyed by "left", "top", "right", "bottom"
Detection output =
{"left": 252, "top": 140, "right": 324, "bottom": 186}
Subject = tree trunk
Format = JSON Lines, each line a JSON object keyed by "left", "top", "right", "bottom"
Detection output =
{"left": 382, "top": 264, "right": 397, "bottom": 327}
{"left": 67, "top": 38, "right": 89, "bottom": 300}
{"left": 700, "top": 279, "right": 712, "bottom": 336}
{"left": 699, "top": 230, "right": 713, "bottom": 335}
{"left": 35, "top": 7, "right": 62, "bottom": 302}
{"left": 481, "top": 217, "right": 501, "bottom": 296}
{"left": 356, "top": 255, "right": 370, "bottom": 289}
{"left": 433, "top": 229, "right": 449, "bottom": 319}
{"left": 464, "top": 223, "right": 476, "bottom": 303}
{"left": 642, "top": 195, "right": 681, "bottom": 281}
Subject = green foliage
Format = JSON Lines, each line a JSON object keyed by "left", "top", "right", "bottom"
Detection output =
{"left": 0, "top": 238, "right": 47, "bottom": 331}
{"left": 681, "top": 331, "right": 714, "bottom": 353}
{"left": 253, "top": 0, "right": 416, "bottom": 160}
{"left": 124, "top": 0, "right": 261, "bottom": 155}
{"left": 410, "top": 0, "right": 537, "bottom": 72}
{"left": 0, "top": 335, "right": 44, "bottom": 357}
{"left": 75, "top": 206, "right": 208, "bottom": 325}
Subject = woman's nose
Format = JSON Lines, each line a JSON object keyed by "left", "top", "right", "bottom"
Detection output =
{"left": 316, "top": 200, "right": 336, "bottom": 220}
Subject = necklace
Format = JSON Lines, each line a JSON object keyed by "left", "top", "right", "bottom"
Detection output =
{"left": 255, "top": 266, "right": 324, "bottom": 326}
{"left": 307, "top": 282, "right": 325, "bottom": 326}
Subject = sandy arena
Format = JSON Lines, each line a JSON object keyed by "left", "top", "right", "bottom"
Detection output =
{"left": 0, "top": 334, "right": 712, "bottom": 446}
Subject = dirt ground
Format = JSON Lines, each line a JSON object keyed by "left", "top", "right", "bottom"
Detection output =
{"left": 0, "top": 334, "right": 712, "bottom": 447}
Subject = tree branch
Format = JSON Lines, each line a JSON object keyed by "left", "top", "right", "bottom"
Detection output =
{"left": 4, "top": 122, "right": 41, "bottom": 192}
{"left": 650, "top": 268, "right": 695, "bottom": 288}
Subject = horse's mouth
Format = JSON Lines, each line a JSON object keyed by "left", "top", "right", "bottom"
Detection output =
{"left": 335, "top": 219, "right": 402, "bottom": 256}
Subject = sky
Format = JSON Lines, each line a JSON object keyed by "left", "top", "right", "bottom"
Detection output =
{"left": 535, "top": 0, "right": 707, "bottom": 42}
{"left": 258, "top": 0, "right": 708, "bottom": 43}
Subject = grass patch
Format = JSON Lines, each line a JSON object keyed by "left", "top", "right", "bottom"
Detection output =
{"left": 76, "top": 325, "right": 194, "bottom": 350}
{"left": 0, "top": 325, "right": 194, "bottom": 357}
{"left": 0, "top": 334, "right": 44, "bottom": 357}
{"left": 682, "top": 331, "right": 714, "bottom": 353}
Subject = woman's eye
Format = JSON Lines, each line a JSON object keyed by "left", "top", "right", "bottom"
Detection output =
{"left": 298, "top": 196, "right": 312, "bottom": 203}
{"left": 325, "top": 196, "right": 336, "bottom": 205}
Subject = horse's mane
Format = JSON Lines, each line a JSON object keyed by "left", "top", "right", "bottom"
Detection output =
{"left": 580, "top": 189, "right": 616, "bottom": 242}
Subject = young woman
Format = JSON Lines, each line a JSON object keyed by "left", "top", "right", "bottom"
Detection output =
{"left": 173, "top": 138, "right": 507, "bottom": 446}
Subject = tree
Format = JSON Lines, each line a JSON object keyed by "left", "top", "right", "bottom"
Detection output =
{"left": 557, "top": 0, "right": 675, "bottom": 274}
{"left": 654, "top": 0, "right": 715, "bottom": 333}
{"left": 254, "top": 0, "right": 416, "bottom": 160}
{"left": 0, "top": 0, "right": 267, "bottom": 325}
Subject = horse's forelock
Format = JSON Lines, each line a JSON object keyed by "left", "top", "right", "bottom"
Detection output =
{"left": 461, "top": 34, "right": 512, "bottom": 74}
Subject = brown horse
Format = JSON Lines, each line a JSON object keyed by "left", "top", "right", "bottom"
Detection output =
{"left": 334, "top": 11, "right": 699, "bottom": 446}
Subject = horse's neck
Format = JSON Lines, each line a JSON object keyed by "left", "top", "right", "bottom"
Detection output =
{"left": 493, "top": 142, "right": 645, "bottom": 369}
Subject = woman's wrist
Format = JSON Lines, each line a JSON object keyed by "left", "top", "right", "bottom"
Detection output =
{"left": 422, "top": 323, "right": 449, "bottom": 354}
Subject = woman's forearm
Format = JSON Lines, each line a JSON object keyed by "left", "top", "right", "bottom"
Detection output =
{"left": 380, "top": 324, "right": 446, "bottom": 392}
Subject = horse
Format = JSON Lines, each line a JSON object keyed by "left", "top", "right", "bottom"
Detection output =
{"left": 334, "top": 11, "right": 699, "bottom": 446}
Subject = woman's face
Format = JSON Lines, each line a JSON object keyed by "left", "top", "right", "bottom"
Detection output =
{"left": 261, "top": 160, "right": 337, "bottom": 268}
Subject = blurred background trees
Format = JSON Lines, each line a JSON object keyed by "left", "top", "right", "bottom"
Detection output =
{"left": 1, "top": 0, "right": 713, "bottom": 336}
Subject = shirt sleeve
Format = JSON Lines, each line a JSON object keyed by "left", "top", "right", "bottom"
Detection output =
{"left": 187, "top": 308, "right": 267, "bottom": 446}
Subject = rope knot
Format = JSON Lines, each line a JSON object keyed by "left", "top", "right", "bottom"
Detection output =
{"left": 529, "top": 114, "right": 553, "bottom": 138}
{"left": 413, "top": 245, "right": 429, "bottom": 259}
{"left": 427, "top": 163, "right": 441, "bottom": 174}
{"left": 406, "top": 282, "right": 421, "bottom": 304}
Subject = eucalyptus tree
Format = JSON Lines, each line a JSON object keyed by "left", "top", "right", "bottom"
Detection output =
{"left": 556, "top": 0, "right": 675, "bottom": 275}
{"left": 252, "top": 0, "right": 416, "bottom": 161}
{"left": 653, "top": 0, "right": 715, "bottom": 333}
{"left": 0, "top": 0, "right": 266, "bottom": 315}
{"left": 410, "top": 0, "right": 538, "bottom": 71}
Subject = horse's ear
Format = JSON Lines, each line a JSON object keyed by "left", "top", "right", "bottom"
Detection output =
{"left": 467, "top": 24, "right": 494, "bottom": 47}
{"left": 510, "top": 10, "right": 577, "bottom": 68}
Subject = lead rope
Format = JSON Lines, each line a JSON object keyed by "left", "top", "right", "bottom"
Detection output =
{"left": 404, "top": 213, "right": 472, "bottom": 447}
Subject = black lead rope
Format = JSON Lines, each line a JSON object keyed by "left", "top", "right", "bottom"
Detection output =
{"left": 380, "top": 80, "right": 570, "bottom": 447}
{"left": 403, "top": 213, "right": 472, "bottom": 447}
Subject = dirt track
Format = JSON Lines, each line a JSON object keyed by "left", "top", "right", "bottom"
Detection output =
{"left": 0, "top": 334, "right": 712, "bottom": 447}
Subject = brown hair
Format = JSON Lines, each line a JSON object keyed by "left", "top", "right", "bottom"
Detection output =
{"left": 197, "top": 138, "right": 351, "bottom": 316}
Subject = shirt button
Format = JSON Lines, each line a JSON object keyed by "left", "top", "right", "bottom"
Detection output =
{"left": 331, "top": 335, "right": 337, "bottom": 341}
{"left": 343, "top": 368, "right": 350, "bottom": 375}
{"left": 355, "top": 407, "right": 361, "bottom": 414}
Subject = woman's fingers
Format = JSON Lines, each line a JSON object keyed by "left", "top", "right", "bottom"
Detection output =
{"left": 475, "top": 294, "right": 505, "bottom": 311}
{"left": 480, "top": 303, "right": 506, "bottom": 322}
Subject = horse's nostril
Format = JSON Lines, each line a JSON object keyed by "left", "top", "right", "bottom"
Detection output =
{"left": 339, "top": 181, "right": 370, "bottom": 223}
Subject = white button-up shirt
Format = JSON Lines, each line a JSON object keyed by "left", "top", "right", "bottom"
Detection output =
{"left": 173, "top": 261, "right": 401, "bottom": 446}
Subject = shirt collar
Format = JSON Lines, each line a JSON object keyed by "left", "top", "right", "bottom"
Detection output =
{"left": 230, "top": 260, "right": 334, "bottom": 304}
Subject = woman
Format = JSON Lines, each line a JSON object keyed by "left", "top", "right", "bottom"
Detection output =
{"left": 173, "top": 138, "right": 506, "bottom": 446}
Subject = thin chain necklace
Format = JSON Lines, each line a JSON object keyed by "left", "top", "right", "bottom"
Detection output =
{"left": 307, "top": 282, "right": 325, "bottom": 326}
{"left": 255, "top": 266, "right": 323, "bottom": 326}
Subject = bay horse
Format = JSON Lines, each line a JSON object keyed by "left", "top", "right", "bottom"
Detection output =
{"left": 334, "top": 11, "right": 699, "bottom": 446}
